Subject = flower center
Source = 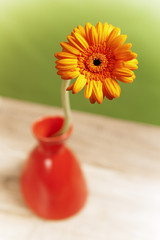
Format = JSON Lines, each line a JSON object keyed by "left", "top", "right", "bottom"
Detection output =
{"left": 93, "top": 58, "right": 101, "bottom": 66}
{"left": 85, "top": 53, "right": 108, "bottom": 73}
{"left": 78, "top": 44, "right": 115, "bottom": 81}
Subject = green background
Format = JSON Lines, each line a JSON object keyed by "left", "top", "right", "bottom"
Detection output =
{"left": 0, "top": 0, "right": 160, "bottom": 125}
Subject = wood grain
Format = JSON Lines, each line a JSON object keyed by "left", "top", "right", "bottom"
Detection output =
{"left": 0, "top": 97, "right": 160, "bottom": 240}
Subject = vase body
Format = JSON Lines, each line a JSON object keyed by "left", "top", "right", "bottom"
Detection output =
{"left": 20, "top": 116, "right": 87, "bottom": 220}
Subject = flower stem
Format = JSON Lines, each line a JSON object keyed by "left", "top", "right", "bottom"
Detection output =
{"left": 58, "top": 80, "right": 72, "bottom": 135}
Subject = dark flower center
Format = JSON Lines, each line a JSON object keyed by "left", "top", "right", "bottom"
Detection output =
{"left": 93, "top": 58, "right": 101, "bottom": 66}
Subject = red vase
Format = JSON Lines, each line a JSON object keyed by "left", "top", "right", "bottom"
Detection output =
{"left": 20, "top": 116, "right": 88, "bottom": 220}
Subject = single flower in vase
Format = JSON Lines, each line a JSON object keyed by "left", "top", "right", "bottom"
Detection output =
{"left": 20, "top": 22, "right": 138, "bottom": 220}
{"left": 55, "top": 21, "right": 138, "bottom": 133}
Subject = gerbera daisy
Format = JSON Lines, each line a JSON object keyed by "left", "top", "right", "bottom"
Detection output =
{"left": 55, "top": 22, "right": 138, "bottom": 104}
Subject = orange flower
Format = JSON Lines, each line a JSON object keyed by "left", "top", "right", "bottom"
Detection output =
{"left": 55, "top": 22, "right": 138, "bottom": 104}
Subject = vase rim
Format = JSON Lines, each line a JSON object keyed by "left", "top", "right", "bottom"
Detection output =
{"left": 32, "top": 115, "right": 73, "bottom": 144}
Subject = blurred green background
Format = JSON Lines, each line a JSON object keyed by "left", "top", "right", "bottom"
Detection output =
{"left": 0, "top": 0, "right": 160, "bottom": 125}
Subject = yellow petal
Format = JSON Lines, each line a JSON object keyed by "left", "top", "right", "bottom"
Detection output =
{"left": 72, "top": 75, "right": 87, "bottom": 94}
{"left": 89, "top": 92, "right": 96, "bottom": 104}
{"left": 96, "top": 21, "right": 103, "bottom": 43}
{"left": 115, "top": 50, "right": 137, "bottom": 61}
{"left": 106, "top": 27, "right": 121, "bottom": 45}
{"left": 90, "top": 26, "right": 98, "bottom": 45}
{"left": 103, "top": 78, "right": 121, "bottom": 98}
{"left": 109, "top": 35, "right": 127, "bottom": 49}
{"left": 67, "top": 36, "right": 85, "bottom": 52}
{"left": 114, "top": 43, "right": 132, "bottom": 54}
{"left": 84, "top": 80, "right": 93, "bottom": 99}
{"left": 74, "top": 32, "right": 89, "bottom": 49}
{"left": 116, "top": 75, "right": 134, "bottom": 83}
{"left": 56, "top": 65, "right": 78, "bottom": 70}
{"left": 55, "top": 52, "right": 77, "bottom": 59}
{"left": 56, "top": 59, "right": 78, "bottom": 65}
{"left": 102, "top": 84, "right": 114, "bottom": 100}
{"left": 101, "top": 22, "right": 109, "bottom": 42}
{"left": 58, "top": 70, "right": 80, "bottom": 80}
{"left": 114, "top": 68, "right": 133, "bottom": 77}
{"left": 85, "top": 22, "right": 92, "bottom": 43}
{"left": 77, "top": 25, "right": 86, "bottom": 38}
{"left": 60, "top": 42, "right": 80, "bottom": 55}
{"left": 108, "top": 24, "right": 114, "bottom": 36}
{"left": 124, "top": 59, "right": 138, "bottom": 70}
{"left": 71, "top": 27, "right": 80, "bottom": 38}
{"left": 92, "top": 81, "right": 103, "bottom": 104}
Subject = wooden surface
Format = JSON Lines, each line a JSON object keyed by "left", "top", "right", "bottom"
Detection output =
{"left": 0, "top": 97, "right": 160, "bottom": 240}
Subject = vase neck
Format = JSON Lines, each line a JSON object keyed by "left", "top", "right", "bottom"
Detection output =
{"left": 32, "top": 116, "right": 73, "bottom": 153}
{"left": 38, "top": 141, "right": 64, "bottom": 155}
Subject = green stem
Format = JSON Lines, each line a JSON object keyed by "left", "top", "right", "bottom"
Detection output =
{"left": 58, "top": 80, "right": 72, "bottom": 135}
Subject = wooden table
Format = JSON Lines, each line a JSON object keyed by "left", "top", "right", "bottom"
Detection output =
{"left": 0, "top": 97, "right": 160, "bottom": 240}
